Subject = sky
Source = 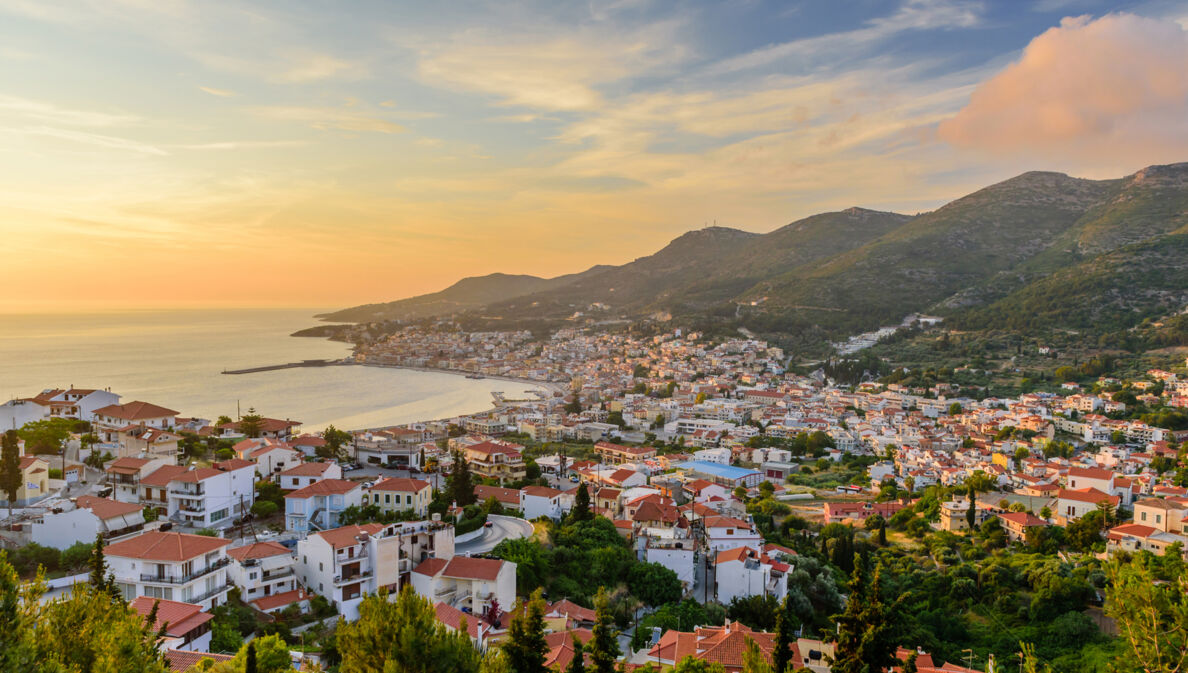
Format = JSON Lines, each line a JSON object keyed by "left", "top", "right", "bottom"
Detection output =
{"left": 2, "top": 0, "right": 1187, "bottom": 311}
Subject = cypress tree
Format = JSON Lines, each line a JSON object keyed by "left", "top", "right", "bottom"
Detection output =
{"left": 0, "top": 430, "right": 19, "bottom": 522}
{"left": 566, "top": 634, "right": 586, "bottom": 673}
{"left": 965, "top": 484, "right": 977, "bottom": 531}
{"left": 572, "top": 482, "right": 593, "bottom": 522}
{"left": 588, "top": 588, "right": 621, "bottom": 673}
{"left": 504, "top": 590, "right": 549, "bottom": 673}
{"left": 450, "top": 449, "right": 476, "bottom": 506}
{"left": 829, "top": 558, "right": 902, "bottom": 673}
{"left": 772, "top": 594, "right": 797, "bottom": 673}
{"left": 245, "top": 641, "right": 258, "bottom": 673}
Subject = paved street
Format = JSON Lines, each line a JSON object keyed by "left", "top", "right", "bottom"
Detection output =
{"left": 455, "top": 514, "right": 533, "bottom": 556}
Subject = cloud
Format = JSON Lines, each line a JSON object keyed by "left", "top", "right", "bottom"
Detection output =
{"left": 0, "top": 95, "right": 138, "bottom": 127}
{"left": 413, "top": 21, "right": 689, "bottom": 110}
{"left": 938, "top": 13, "right": 1188, "bottom": 167}
{"left": 250, "top": 105, "right": 406, "bottom": 133}
{"left": 18, "top": 126, "right": 166, "bottom": 155}
{"left": 198, "top": 86, "right": 235, "bottom": 97}
{"left": 707, "top": 0, "right": 983, "bottom": 75}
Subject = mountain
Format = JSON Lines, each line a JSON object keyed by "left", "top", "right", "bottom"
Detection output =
{"left": 320, "top": 162, "right": 1188, "bottom": 346}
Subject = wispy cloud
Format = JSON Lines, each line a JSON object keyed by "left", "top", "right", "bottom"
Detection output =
{"left": 198, "top": 86, "right": 235, "bottom": 97}
{"left": 250, "top": 105, "right": 406, "bottom": 133}
{"left": 18, "top": 126, "right": 166, "bottom": 155}
{"left": 0, "top": 95, "right": 138, "bottom": 127}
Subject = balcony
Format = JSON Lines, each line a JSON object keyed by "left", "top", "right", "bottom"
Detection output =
{"left": 335, "top": 547, "right": 369, "bottom": 562}
{"left": 262, "top": 568, "right": 295, "bottom": 582}
{"left": 169, "top": 488, "right": 205, "bottom": 499}
{"left": 334, "top": 568, "right": 373, "bottom": 585}
{"left": 187, "top": 582, "right": 232, "bottom": 605}
{"left": 178, "top": 503, "right": 206, "bottom": 514}
{"left": 139, "top": 556, "right": 230, "bottom": 584}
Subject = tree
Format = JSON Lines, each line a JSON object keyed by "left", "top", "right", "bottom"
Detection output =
{"left": 17, "top": 418, "right": 73, "bottom": 454}
{"left": 322, "top": 425, "right": 352, "bottom": 460}
{"left": 238, "top": 408, "right": 264, "bottom": 439}
{"left": 829, "top": 560, "right": 902, "bottom": 673}
{"left": 244, "top": 641, "right": 257, "bottom": 673}
{"left": 503, "top": 590, "right": 548, "bottom": 673}
{"left": 251, "top": 500, "right": 279, "bottom": 518}
{"left": 742, "top": 637, "right": 773, "bottom": 673}
{"left": 337, "top": 586, "right": 480, "bottom": 673}
{"left": 230, "top": 634, "right": 293, "bottom": 673}
{"left": 0, "top": 430, "right": 20, "bottom": 521}
{"left": 772, "top": 595, "right": 797, "bottom": 673}
{"left": 1106, "top": 557, "right": 1188, "bottom": 673}
{"left": 566, "top": 634, "right": 587, "bottom": 673}
{"left": 901, "top": 651, "right": 919, "bottom": 673}
{"left": 211, "top": 611, "right": 244, "bottom": 653}
{"left": 588, "top": 588, "right": 621, "bottom": 673}
{"left": 87, "top": 531, "right": 119, "bottom": 598}
{"left": 449, "top": 449, "right": 477, "bottom": 507}
{"left": 948, "top": 402, "right": 963, "bottom": 416}
{"left": 673, "top": 658, "right": 725, "bottom": 673}
{"left": 965, "top": 484, "right": 977, "bottom": 531}
{"left": 627, "top": 563, "right": 682, "bottom": 606}
{"left": 0, "top": 551, "right": 169, "bottom": 673}
{"left": 571, "top": 482, "right": 593, "bottom": 523}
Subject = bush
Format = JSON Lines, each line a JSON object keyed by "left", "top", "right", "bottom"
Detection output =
{"left": 48, "top": 468, "right": 63, "bottom": 479}
{"left": 252, "top": 500, "right": 279, "bottom": 517}
{"left": 59, "top": 541, "right": 94, "bottom": 570}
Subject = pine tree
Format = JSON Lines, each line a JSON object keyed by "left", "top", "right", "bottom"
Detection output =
{"left": 0, "top": 430, "right": 19, "bottom": 522}
{"left": 566, "top": 634, "right": 586, "bottom": 673}
{"left": 572, "top": 482, "right": 593, "bottom": 522}
{"left": 829, "top": 558, "right": 902, "bottom": 673}
{"left": 450, "top": 449, "right": 477, "bottom": 506}
{"left": 337, "top": 586, "right": 480, "bottom": 673}
{"left": 742, "top": 637, "right": 773, "bottom": 673}
{"left": 588, "top": 588, "right": 621, "bottom": 673}
{"left": 773, "top": 594, "right": 797, "bottom": 673}
{"left": 87, "top": 531, "right": 119, "bottom": 600}
{"left": 504, "top": 590, "right": 549, "bottom": 673}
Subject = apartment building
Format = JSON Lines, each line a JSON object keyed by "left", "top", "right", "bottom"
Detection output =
{"left": 277, "top": 461, "right": 342, "bottom": 491}
{"left": 92, "top": 401, "right": 179, "bottom": 444}
{"left": 410, "top": 555, "right": 516, "bottom": 617}
{"left": 226, "top": 541, "right": 301, "bottom": 611}
{"left": 714, "top": 546, "right": 789, "bottom": 604}
{"left": 105, "top": 531, "right": 232, "bottom": 610}
{"left": 166, "top": 460, "right": 256, "bottom": 530}
{"left": 129, "top": 597, "right": 213, "bottom": 652}
{"left": 295, "top": 523, "right": 401, "bottom": 620}
{"left": 365, "top": 477, "right": 432, "bottom": 517}
{"left": 285, "top": 479, "right": 363, "bottom": 534}
{"left": 464, "top": 442, "right": 526, "bottom": 483}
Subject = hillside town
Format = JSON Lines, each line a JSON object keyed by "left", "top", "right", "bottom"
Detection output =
{"left": 3, "top": 327, "right": 1188, "bottom": 672}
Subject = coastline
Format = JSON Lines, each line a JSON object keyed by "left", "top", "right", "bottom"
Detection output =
{"left": 357, "top": 361, "right": 568, "bottom": 397}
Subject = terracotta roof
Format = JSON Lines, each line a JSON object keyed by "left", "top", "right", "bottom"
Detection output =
{"left": 212, "top": 458, "right": 255, "bottom": 471}
{"left": 996, "top": 511, "right": 1048, "bottom": 528}
{"left": 1135, "top": 497, "right": 1187, "bottom": 511}
{"left": 18, "top": 455, "right": 46, "bottom": 470}
{"left": 286, "top": 479, "right": 360, "bottom": 499}
{"left": 141, "top": 465, "right": 188, "bottom": 487}
{"left": 251, "top": 588, "right": 308, "bottom": 612}
{"left": 466, "top": 441, "right": 523, "bottom": 456}
{"left": 1067, "top": 466, "right": 1115, "bottom": 481}
{"left": 370, "top": 477, "right": 431, "bottom": 492}
{"left": 715, "top": 546, "right": 756, "bottom": 564}
{"left": 413, "top": 557, "right": 449, "bottom": 577}
{"left": 107, "top": 457, "right": 153, "bottom": 474}
{"left": 548, "top": 599, "right": 596, "bottom": 623}
{"left": 474, "top": 484, "right": 520, "bottom": 505}
{"left": 104, "top": 531, "right": 229, "bottom": 562}
{"left": 1057, "top": 487, "right": 1120, "bottom": 506}
{"left": 279, "top": 461, "right": 336, "bottom": 477}
{"left": 521, "top": 485, "right": 563, "bottom": 498}
{"left": 75, "top": 495, "right": 143, "bottom": 520}
{"left": 94, "top": 401, "right": 179, "bottom": 420}
{"left": 129, "top": 597, "right": 211, "bottom": 637}
{"left": 442, "top": 556, "right": 506, "bottom": 581}
{"left": 226, "top": 541, "right": 292, "bottom": 561}
{"left": 544, "top": 629, "right": 594, "bottom": 669}
{"left": 434, "top": 602, "right": 482, "bottom": 638}
{"left": 164, "top": 649, "right": 233, "bottom": 672}
{"left": 314, "top": 523, "right": 385, "bottom": 550}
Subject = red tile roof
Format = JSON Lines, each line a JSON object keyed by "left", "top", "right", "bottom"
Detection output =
{"left": 279, "top": 461, "right": 337, "bottom": 477}
{"left": 442, "top": 556, "right": 506, "bottom": 581}
{"left": 251, "top": 588, "right": 308, "bottom": 612}
{"left": 164, "top": 649, "right": 233, "bottom": 672}
{"left": 370, "top": 477, "right": 431, "bottom": 492}
{"left": 75, "top": 496, "right": 143, "bottom": 520}
{"left": 285, "top": 478, "right": 360, "bottom": 499}
{"left": 226, "top": 541, "right": 292, "bottom": 561}
{"left": 104, "top": 531, "right": 229, "bottom": 562}
{"left": 314, "top": 523, "right": 385, "bottom": 550}
{"left": 413, "top": 557, "right": 449, "bottom": 577}
{"left": 129, "top": 597, "right": 212, "bottom": 637}
{"left": 94, "top": 401, "right": 178, "bottom": 420}
{"left": 141, "top": 465, "right": 189, "bottom": 487}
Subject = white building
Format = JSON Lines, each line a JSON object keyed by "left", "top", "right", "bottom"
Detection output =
{"left": 106, "top": 457, "right": 173, "bottom": 504}
{"left": 644, "top": 538, "right": 696, "bottom": 585}
{"left": 277, "top": 462, "right": 343, "bottom": 491}
{"left": 105, "top": 531, "right": 232, "bottom": 610}
{"left": 166, "top": 460, "right": 256, "bottom": 530}
{"left": 31, "top": 495, "right": 145, "bottom": 549}
{"left": 702, "top": 516, "right": 763, "bottom": 553}
{"left": 130, "top": 597, "right": 213, "bottom": 652}
{"left": 92, "top": 401, "right": 179, "bottom": 444}
{"left": 285, "top": 479, "right": 364, "bottom": 535}
{"left": 226, "top": 541, "right": 302, "bottom": 613}
{"left": 410, "top": 556, "right": 516, "bottom": 617}
{"left": 714, "top": 546, "right": 790, "bottom": 604}
{"left": 519, "top": 485, "right": 566, "bottom": 520}
{"left": 366, "top": 477, "right": 433, "bottom": 517}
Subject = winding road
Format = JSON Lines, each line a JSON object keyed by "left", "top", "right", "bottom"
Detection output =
{"left": 455, "top": 514, "right": 534, "bottom": 556}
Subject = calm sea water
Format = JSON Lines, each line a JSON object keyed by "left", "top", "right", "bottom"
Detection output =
{"left": 0, "top": 309, "right": 537, "bottom": 432}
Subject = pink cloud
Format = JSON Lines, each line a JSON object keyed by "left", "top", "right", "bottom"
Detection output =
{"left": 938, "top": 13, "right": 1188, "bottom": 170}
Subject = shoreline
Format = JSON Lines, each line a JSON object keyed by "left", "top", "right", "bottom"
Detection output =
{"left": 356, "top": 362, "right": 568, "bottom": 397}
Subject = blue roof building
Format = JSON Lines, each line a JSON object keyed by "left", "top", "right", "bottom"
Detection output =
{"left": 673, "top": 460, "right": 762, "bottom": 488}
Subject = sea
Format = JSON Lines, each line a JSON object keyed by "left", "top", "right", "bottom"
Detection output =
{"left": 0, "top": 308, "right": 540, "bottom": 433}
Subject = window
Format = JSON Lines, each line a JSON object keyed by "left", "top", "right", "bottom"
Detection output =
{"left": 1157, "top": 515, "right": 1163, "bottom": 524}
{"left": 249, "top": 572, "right": 258, "bottom": 580}
{"left": 406, "top": 495, "right": 412, "bottom": 505}
{"left": 145, "top": 585, "right": 173, "bottom": 600}
{"left": 1142, "top": 512, "right": 1147, "bottom": 521}
{"left": 319, "top": 562, "right": 324, "bottom": 571}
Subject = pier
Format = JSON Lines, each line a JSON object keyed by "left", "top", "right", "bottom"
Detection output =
{"left": 222, "top": 359, "right": 351, "bottom": 375}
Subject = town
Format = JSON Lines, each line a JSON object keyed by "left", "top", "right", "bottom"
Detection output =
{"left": 3, "top": 325, "right": 1186, "bottom": 672}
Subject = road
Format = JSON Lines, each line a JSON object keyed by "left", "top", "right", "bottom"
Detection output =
{"left": 455, "top": 514, "right": 534, "bottom": 556}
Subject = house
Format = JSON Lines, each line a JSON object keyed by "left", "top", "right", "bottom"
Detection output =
{"left": 285, "top": 479, "right": 364, "bottom": 534}
{"left": 519, "top": 485, "right": 565, "bottom": 520}
{"left": 139, "top": 464, "right": 189, "bottom": 513}
{"left": 648, "top": 622, "right": 797, "bottom": 673}
{"left": 277, "top": 461, "right": 342, "bottom": 491}
{"left": 4, "top": 455, "right": 51, "bottom": 506}
{"left": 216, "top": 417, "right": 301, "bottom": 441}
{"left": 674, "top": 461, "right": 762, "bottom": 489}
{"left": 821, "top": 501, "right": 906, "bottom": 525}
{"left": 106, "top": 457, "right": 171, "bottom": 504}
{"left": 543, "top": 629, "right": 594, "bottom": 670}
{"left": 645, "top": 538, "right": 696, "bottom": 585}
{"left": 594, "top": 441, "right": 656, "bottom": 465}
{"left": 1134, "top": 498, "right": 1186, "bottom": 533}
{"left": 295, "top": 523, "right": 399, "bottom": 620}
{"left": 31, "top": 495, "right": 145, "bottom": 549}
{"left": 92, "top": 401, "right": 179, "bottom": 444}
{"left": 166, "top": 460, "right": 256, "bottom": 530}
{"left": 366, "top": 477, "right": 432, "bottom": 517}
{"left": 116, "top": 425, "right": 182, "bottom": 460}
{"left": 105, "top": 531, "right": 232, "bottom": 610}
{"left": 996, "top": 511, "right": 1049, "bottom": 543}
{"left": 410, "top": 556, "right": 517, "bottom": 617}
{"left": 433, "top": 601, "right": 504, "bottom": 651}
{"left": 714, "top": 546, "right": 790, "bottom": 604}
{"left": 473, "top": 484, "right": 521, "bottom": 510}
{"left": 1056, "top": 488, "right": 1119, "bottom": 522}
{"left": 226, "top": 541, "right": 302, "bottom": 612}
{"left": 702, "top": 516, "right": 763, "bottom": 552}
{"left": 683, "top": 479, "right": 732, "bottom": 504}
{"left": 238, "top": 440, "right": 301, "bottom": 479}
{"left": 1107, "top": 523, "right": 1188, "bottom": 558}
{"left": 129, "top": 597, "right": 213, "bottom": 652}
{"left": 464, "top": 442, "right": 526, "bottom": 483}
